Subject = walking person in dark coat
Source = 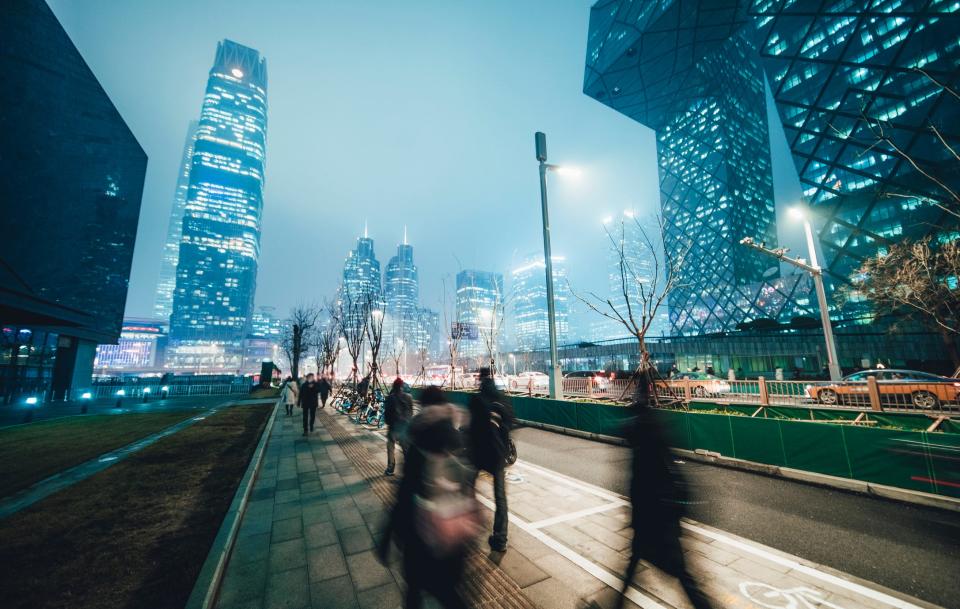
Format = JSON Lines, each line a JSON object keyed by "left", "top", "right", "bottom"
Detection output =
{"left": 466, "top": 367, "right": 513, "bottom": 552}
{"left": 615, "top": 376, "right": 713, "bottom": 609}
{"left": 379, "top": 386, "right": 474, "bottom": 609}
{"left": 318, "top": 374, "right": 332, "bottom": 409}
{"left": 298, "top": 373, "right": 321, "bottom": 436}
{"left": 383, "top": 377, "right": 413, "bottom": 476}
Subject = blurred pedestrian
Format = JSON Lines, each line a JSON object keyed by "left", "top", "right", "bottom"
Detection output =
{"left": 616, "top": 375, "right": 713, "bottom": 609}
{"left": 466, "top": 367, "right": 513, "bottom": 552}
{"left": 298, "top": 373, "right": 321, "bottom": 436}
{"left": 318, "top": 374, "right": 332, "bottom": 409}
{"left": 384, "top": 377, "right": 413, "bottom": 476}
{"left": 379, "top": 386, "right": 477, "bottom": 609}
{"left": 279, "top": 376, "right": 298, "bottom": 416}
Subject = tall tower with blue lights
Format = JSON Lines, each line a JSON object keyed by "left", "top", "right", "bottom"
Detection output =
{"left": 168, "top": 40, "right": 267, "bottom": 367}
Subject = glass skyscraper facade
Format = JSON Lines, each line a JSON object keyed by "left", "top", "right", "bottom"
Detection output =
{"left": 383, "top": 231, "right": 437, "bottom": 364}
{"left": 750, "top": 0, "right": 960, "bottom": 319}
{"left": 584, "top": 0, "right": 958, "bottom": 333}
{"left": 341, "top": 231, "right": 383, "bottom": 336}
{"left": 510, "top": 254, "right": 570, "bottom": 351}
{"left": 169, "top": 40, "right": 268, "bottom": 351}
{"left": 456, "top": 270, "right": 504, "bottom": 360}
{"left": 154, "top": 121, "right": 198, "bottom": 322}
{"left": 1, "top": 0, "right": 147, "bottom": 400}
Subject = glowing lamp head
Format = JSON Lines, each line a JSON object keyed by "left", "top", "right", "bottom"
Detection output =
{"left": 143, "top": 387, "right": 151, "bottom": 393}
{"left": 230, "top": 68, "right": 244, "bottom": 78}
{"left": 116, "top": 389, "right": 126, "bottom": 397}
{"left": 25, "top": 396, "right": 38, "bottom": 405}
{"left": 788, "top": 206, "right": 806, "bottom": 220}
{"left": 161, "top": 386, "right": 169, "bottom": 392}
{"left": 80, "top": 392, "right": 92, "bottom": 400}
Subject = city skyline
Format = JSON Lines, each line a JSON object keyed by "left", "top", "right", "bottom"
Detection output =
{"left": 45, "top": 0, "right": 811, "bottom": 328}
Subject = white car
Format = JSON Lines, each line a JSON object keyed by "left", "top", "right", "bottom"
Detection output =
{"left": 510, "top": 371, "right": 550, "bottom": 390}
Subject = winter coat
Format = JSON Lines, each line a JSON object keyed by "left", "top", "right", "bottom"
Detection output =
{"left": 384, "top": 391, "right": 413, "bottom": 427}
{"left": 467, "top": 379, "right": 514, "bottom": 473}
{"left": 299, "top": 381, "right": 321, "bottom": 409}
{"left": 280, "top": 381, "right": 299, "bottom": 406}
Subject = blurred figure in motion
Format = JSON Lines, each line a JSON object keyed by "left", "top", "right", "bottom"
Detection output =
{"left": 379, "top": 386, "right": 478, "bottom": 609}
{"left": 384, "top": 377, "right": 414, "bottom": 476}
{"left": 466, "top": 367, "right": 513, "bottom": 552}
{"left": 318, "top": 374, "right": 332, "bottom": 409}
{"left": 298, "top": 373, "right": 320, "bottom": 436}
{"left": 616, "top": 377, "right": 713, "bottom": 609}
{"left": 279, "top": 376, "right": 298, "bottom": 416}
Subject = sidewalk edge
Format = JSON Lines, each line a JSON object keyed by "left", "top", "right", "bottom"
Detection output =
{"left": 185, "top": 401, "right": 279, "bottom": 609}
{"left": 516, "top": 417, "right": 960, "bottom": 513}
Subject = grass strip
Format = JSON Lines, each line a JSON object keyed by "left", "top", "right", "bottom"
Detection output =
{"left": 0, "top": 403, "right": 271, "bottom": 609}
{"left": 0, "top": 411, "right": 203, "bottom": 498}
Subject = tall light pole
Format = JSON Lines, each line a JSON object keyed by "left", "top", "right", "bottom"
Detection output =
{"left": 535, "top": 132, "right": 563, "bottom": 399}
{"left": 739, "top": 207, "right": 842, "bottom": 381}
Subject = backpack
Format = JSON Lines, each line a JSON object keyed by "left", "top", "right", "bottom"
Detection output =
{"left": 413, "top": 450, "right": 480, "bottom": 557}
{"left": 483, "top": 401, "right": 511, "bottom": 468}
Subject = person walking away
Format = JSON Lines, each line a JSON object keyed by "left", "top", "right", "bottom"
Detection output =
{"left": 383, "top": 377, "right": 413, "bottom": 476}
{"left": 318, "top": 374, "right": 332, "bottom": 409}
{"left": 279, "top": 376, "right": 298, "bottom": 416}
{"left": 615, "top": 375, "right": 713, "bottom": 609}
{"left": 378, "top": 386, "right": 477, "bottom": 609}
{"left": 298, "top": 373, "right": 321, "bottom": 436}
{"left": 466, "top": 367, "right": 513, "bottom": 552}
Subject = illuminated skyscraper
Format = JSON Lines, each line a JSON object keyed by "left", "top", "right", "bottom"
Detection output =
{"left": 456, "top": 270, "right": 504, "bottom": 360}
{"left": 511, "top": 254, "right": 570, "bottom": 351}
{"left": 584, "top": 0, "right": 958, "bottom": 333}
{"left": 154, "top": 121, "right": 198, "bottom": 322}
{"left": 383, "top": 229, "right": 430, "bottom": 365}
{"left": 167, "top": 40, "right": 267, "bottom": 369}
{"left": 341, "top": 229, "right": 383, "bottom": 336}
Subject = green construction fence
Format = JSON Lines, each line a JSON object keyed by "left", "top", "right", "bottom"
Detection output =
{"left": 418, "top": 389, "right": 960, "bottom": 499}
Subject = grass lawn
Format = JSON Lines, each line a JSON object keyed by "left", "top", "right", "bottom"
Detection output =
{"left": 0, "top": 403, "right": 272, "bottom": 609}
{"left": 0, "top": 411, "right": 202, "bottom": 498}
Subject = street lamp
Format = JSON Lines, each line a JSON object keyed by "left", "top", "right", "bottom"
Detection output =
{"left": 509, "top": 353, "right": 517, "bottom": 376}
{"left": 534, "top": 131, "right": 566, "bottom": 399}
{"left": 739, "top": 206, "right": 842, "bottom": 381}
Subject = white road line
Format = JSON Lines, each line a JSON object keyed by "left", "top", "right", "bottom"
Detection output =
{"left": 513, "top": 459, "right": 626, "bottom": 503}
{"left": 527, "top": 500, "right": 627, "bottom": 529}
{"left": 473, "top": 493, "right": 670, "bottom": 609}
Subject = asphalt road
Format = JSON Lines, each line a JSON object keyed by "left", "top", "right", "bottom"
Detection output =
{"left": 511, "top": 425, "right": 960, "bottom": 608}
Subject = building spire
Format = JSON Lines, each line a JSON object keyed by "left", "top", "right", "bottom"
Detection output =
{"left": 403, "top": 225, "right": 408, "bottom": 245}
{"left": 364, "top": 219, "right": 368, "bottom": 239}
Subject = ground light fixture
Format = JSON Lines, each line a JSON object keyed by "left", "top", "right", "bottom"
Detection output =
{"left": 25, "top": 396, "right": 38, "bottom": 405}
{"left": 115, "top": 388, "right": 125, "bottom": 408}
{"left": 80, "top": 391, "right": 92, "bottom": 413}
{"left": 143, "top": 387, "right": 151, "bottom": 403}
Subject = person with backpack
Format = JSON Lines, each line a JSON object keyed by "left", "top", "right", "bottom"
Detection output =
{"left": 466, "top": 367, "right": 513, "bottom": 552}
{"left": 298, "top": 373, "right": 321, "bottom": 436}
{"left": 383, "top": 377, "right": 413, "bottom": 476}
{"left": 279, "top": 376, "right": 298, "bottom": 416}
{"left": 318, "top": 374, "right": 332, "bottom": 409}
{"left": 379, "top": 386, "right": 477, "bottom": 608}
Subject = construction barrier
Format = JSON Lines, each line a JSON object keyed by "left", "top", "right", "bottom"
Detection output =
{"left": 421, "top": 389, "right": 960, "bottom": 499}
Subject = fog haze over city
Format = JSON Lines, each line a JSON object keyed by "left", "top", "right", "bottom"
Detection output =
{"left": 48, "top": 0, "right": 802, "bottom": 335}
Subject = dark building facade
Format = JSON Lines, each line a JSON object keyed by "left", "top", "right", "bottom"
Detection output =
{"left": 583, "top": 0, "right": 959, "bottom": 335}
{"left": 0, "top": 0, "right": 147, "bottom": 401}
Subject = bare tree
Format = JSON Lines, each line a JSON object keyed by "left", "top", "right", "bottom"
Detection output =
{"left": 281, "top": 303, "right": 321, "bottom": 380}
{"left": 440, "top": 276, "right": 465, "bottom": 388}
{"left": 365, "top": 294, "right": 387, "bottom": 390}
{"left": 851, "top": 237, "right": 959, "bottom": 366}
{"left": 572, "top": 215, "right": 688, "bottom": 393}
{"left": 338, "top": 290, "right": 369, "bottom": 385}
{"left": 313, "top": 299, "right": 342, "bottom": 377}
{"left": 475, "top": 290, "right": 510, "bottom": 375}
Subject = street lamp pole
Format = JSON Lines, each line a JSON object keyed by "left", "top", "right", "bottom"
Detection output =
{"left": 739, "top": 209, "right": 842, "bottom": 381}
{"left": 535, "top": 132, "right": 563, "bottom": 399}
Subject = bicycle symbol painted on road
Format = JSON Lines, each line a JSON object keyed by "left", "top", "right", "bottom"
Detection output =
{"left": 739, "top": 582, "right": 847, "bottom": 609}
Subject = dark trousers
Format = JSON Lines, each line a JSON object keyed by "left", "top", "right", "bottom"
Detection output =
{"left": 302, "top": 405, "right": 317, "bottom": 432}
{"left": 616, "top": 528, "right": 712, "bottom": 609}
{"left": 469, "top": 466, "right": 508, "bottom": 546}
{"left": 320, "top": 394, "right": 329, "bottom": 409}
{"left": 403, "top": 544, "right": 467, "bottom": 609}
{"left": 285, "top": 402, "right": 294, "bottom": 416}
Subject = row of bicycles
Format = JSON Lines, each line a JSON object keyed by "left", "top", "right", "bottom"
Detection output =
{"left": 331, "top": 386, "right": 386, "bottom": 429}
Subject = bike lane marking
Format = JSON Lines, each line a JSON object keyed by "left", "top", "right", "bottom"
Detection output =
{"left": 512, "top": 458, "right": 929, "bottom": 609}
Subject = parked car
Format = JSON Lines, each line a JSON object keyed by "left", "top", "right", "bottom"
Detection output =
{"left": 670, "top": 372, "right": 731, "bottom": 397}
{"left": 563, "top": 370, "right": 611, "bottom": 390}
{"left": 510, "top": 371, "right": 550, "bottom": 390}
{"left": 805, "top": 369, "right": 960, "bottom": 408}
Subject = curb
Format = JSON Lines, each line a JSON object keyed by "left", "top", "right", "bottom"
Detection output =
{"left": 185, "top": 401, "right": 279, "bottom": 609}
{"left": 516, "top": 417, "right": 960, "bottom": 514}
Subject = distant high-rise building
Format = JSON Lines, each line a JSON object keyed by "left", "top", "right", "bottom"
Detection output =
{"left": 583, "top": 0, "right": 958, "bottom": 334}
{"left": 603, "top": 214, "right": 669, "bottom": 339}
{"left": 0, "top": 0, "right": 147, "bottom": 400}
{"left": 511, "top": 254, "right": 570, "bottom": 351}
{"left": 383, "top": 229, "right": 438, "bottom": 368}
{"left": 167, "top": 40, "right": 267, "bottom": 369}
{"left": 154, "top": 121, "right": 198, "bottom": 322}
{"left": 250, "top": 305, "right": 283, "bottom": 339}
{"left": 94, "top": 319, "right": 166, "bottom": 372}
{"left": 341, "top": 229, "right": 383, "bottom": 336}
{"left": 456, "top": 270, "right": 504, "bottom": 360}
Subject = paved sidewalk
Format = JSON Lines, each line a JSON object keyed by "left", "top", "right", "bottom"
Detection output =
{"left": 216, "top": 407, "right": 943, "bottom": 609}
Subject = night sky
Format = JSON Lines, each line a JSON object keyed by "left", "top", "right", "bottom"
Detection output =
{"left": 47, "top": 0, "right": 803, "bottom": 337}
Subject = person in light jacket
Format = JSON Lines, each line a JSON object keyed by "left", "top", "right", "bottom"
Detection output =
{"left": 279, "top": 376, "right": 299, "bottom": 416}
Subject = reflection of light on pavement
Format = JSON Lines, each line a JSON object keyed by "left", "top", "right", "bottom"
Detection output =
{"left": 99, "top": 456, "right": 118, "bottom": 462}
{"left": 505, "top": 472, "right": 525, "bottom": 484}
{"left": 739, "top": 582, "right": 847, "bottom": 609}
